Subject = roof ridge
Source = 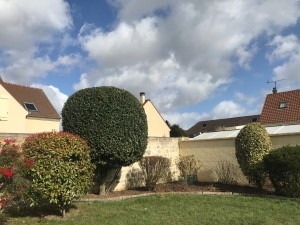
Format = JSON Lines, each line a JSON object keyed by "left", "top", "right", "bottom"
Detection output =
{"left": 2, "top": 81, "right": 42, "bottom": 91}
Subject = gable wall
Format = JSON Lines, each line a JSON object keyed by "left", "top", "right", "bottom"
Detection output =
{"left": 25, "top": 117, "right": 60, "bottom": 133}
{"left": 0, "top": 84, "right": 27, "bottom": 133}
{"left": 144, "top": 102, "right": 170, "bottom": 137}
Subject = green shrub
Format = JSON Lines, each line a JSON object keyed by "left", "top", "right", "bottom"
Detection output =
{"left": 176, "top": 155, "right": 201, "bottom": 181}
{"left": 139, "top": 156, "right": 171, "bottom": 191}
{"left": 264, "top": 145, "right": 300, "bottom": 198}
{"left": 0, "top": 140, "right": 32, "bottom": 209}
{"left": 235, "top": 123, "right": 272, "bottom": 188}
{"left": 61, "top": 86, "right": 148, "bottom": 194}
{"left": 22, "top": 132, "right": 94, "bottom": 217}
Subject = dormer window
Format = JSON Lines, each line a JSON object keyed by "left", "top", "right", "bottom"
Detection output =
{"left": 23, "top": 102, "right": 38, "bottom": 112}
{"left": 202, "top": 123, "right": 207, "bottom": 128}
{"left": 252, "top": 118, "right": 258, "bottom": 122}
{"left": 279, "top": 101, "right": 287, "bottom": 109}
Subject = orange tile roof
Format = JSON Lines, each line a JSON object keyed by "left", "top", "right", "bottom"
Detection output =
{"left": 259, "top": 89, "right": 300, "bottom": 125}
{"left": 0, "top": 81, "right": 60, "bottom": 120}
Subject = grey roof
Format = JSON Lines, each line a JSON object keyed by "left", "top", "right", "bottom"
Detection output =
{"left": 191, "top": 124, "right": 300, "bottom": 140}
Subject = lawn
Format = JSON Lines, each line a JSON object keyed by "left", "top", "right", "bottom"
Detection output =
{"left": 2, "top": 194, "right": 300, "bottom": 225}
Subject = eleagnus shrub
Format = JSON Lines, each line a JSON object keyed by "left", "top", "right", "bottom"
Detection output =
{"left": 176, "top": 155, "right": 201, "bottom": 180}
{"left": 0, "top": 140, "right": 32, "bottom": 209}
{"left": 139, "top": 156, "right": 171, "bottom": 191}
{"left": 22, "top": 132, "right": 95, "bottom": 217}
{"left": 235, "top": 123, "right": 272, "bottom": 188}
{"left": 215, "top": 160, "right": 241, "bottom": 185}
{"left": 264, "top": 145, "right": 300, "bottom": 198}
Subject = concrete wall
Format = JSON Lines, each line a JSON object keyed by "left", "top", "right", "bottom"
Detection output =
{"left": 113, "top": 137, "right": 180, "bottom": 191}
{"left": 179, "top": 133, "right": 300, "bottom": 184}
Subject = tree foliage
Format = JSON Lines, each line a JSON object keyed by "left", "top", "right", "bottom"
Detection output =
{"left": 264, "top": 145, "right": 300, "bottom": 198}
{"left": 62, "top": 86, "right": 148, "bottom": 168}
{"left": 170, "top": 124, "right": 187, "bottom": 137}
{"left": 235, "top": 123, "right": 272, "bottom": 188}
{"left": 22, "top": 132, "right": 94, "bottom": 217}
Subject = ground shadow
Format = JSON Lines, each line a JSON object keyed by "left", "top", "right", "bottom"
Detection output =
{"left": 3, "top": 202, "right": 77, "bottom": 219}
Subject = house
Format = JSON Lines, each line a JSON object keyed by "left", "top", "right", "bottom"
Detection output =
{"left": 140, "top": 92, "right": 170, "bottom": 137}
{"left": 187, "top": 115, "right": 260, "bottom": 137}
{"left": 259, "top": 88, "right": 300, "bottom": 126}
{"left": 0, "top": 79, "right": 60, "bottom": 134}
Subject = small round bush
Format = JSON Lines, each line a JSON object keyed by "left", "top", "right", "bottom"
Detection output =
{"left": 22, "top": 132, "right": 94, "bottom": 216}
{"left": 62, "top": 86, "right": 148, "bottom": 168}
{"left": 264, "top": 145, "right": 300, "bottom": 198}
{"left": 235, "top": 123, "right": 272, "bottom": 188}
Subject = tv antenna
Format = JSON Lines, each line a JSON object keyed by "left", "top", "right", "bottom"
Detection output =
{"left": 267, "top": 79, "right": 286, "bottom": 93}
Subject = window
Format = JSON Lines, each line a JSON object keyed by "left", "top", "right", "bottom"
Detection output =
{"left": 202, "top": 123, "right": 207, "bottom": 128}
{"left": 23, "top": 102, "right": 38, "bottom": 112}
{"left": 279, "top": 101, "right": 287, "bottom": 109}
{"left": 252, "top": 118, "right": 257, "bottom": 122}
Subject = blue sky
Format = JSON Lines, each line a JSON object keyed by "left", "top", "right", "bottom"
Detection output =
{"left": 1, "top": 0, "right": 300, "bottom": 129}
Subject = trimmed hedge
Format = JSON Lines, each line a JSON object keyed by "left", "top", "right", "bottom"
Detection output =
{"left": 62, "top": 86, "right": 148, "bottom": 168}
{"left": 235, "top": 123, "right": 272, "bottom": 188}
{"left": 22, "top": 132, "right": 95, "bottom": 216}
{"left": 264, "top": 145, "right": 300, "bottom": 198}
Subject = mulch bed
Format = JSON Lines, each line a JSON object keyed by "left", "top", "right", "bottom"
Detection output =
{"left": 83, "top": 181, "right": 275, "bottom": 200}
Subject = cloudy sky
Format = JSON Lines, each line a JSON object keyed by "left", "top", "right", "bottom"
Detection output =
{"left": 1, "top": 0, "right": 300, "bottom": 129}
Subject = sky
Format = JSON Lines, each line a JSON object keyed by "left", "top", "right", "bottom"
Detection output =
{"left": 1, "top": 0, "right": 300, "bottom": 129}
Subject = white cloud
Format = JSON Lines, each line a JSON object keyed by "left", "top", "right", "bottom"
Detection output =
{"left": 31, "top": 84, "right": 68, "bottom": 115}
{"left": 0, "top": 54, "right": 81, "bottom": 85}
{"left": 0, "top": 0, "right": 72, "bottom": 52}
{"left": 267, "top": 34, "right": 300, "bottom": 89}
{"left": 234, "top": 92, "right": 257, "bottom": 105}
{"left": 77, "top": 0, "right": 300, "bottom": 115}
{"left": 212, "top": 100, "right": 246, "bottom": 119}
{"left": 0, "top": 0, "right": 74, "bottom": 85}
{"left": 162, "top": 112, "right": 209, "bottom": 130}
{"left": 267, "top": 35, "right": 299, "bottom": 62}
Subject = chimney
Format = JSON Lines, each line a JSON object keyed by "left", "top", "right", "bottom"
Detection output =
{"left": 272, "top": 87, "right": 277, "bottom": 94}
{"left": 139, "top": 92, "right": 145, "bottom": 104}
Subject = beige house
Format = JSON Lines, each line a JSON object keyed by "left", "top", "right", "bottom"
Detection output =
{"left": 140, "top": 92, "right": 170, "bottom": 137}
{"left": 0, "top": 79, "right": 60, "bottom": 134}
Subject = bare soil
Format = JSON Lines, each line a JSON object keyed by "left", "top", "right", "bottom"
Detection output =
{"left": 84, "top": 181, "right": 275, "bottom": 199}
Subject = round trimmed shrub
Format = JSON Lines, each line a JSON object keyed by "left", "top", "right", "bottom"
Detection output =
{"left": 235, "top": 123, "right": 272, "bottom": 188}
{"left": 22, "top": 132, "right": 94, "bottom": 216}
{"left": 264, "top": 145, "right": 300, "bottom": 198}
{"left": 61, "top": 86, "right": 148, "bottom": 168}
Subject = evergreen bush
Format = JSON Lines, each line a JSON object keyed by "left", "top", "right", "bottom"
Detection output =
{"left": 264, "top": 145, "right": 300, "bottom": 198}
{"left": 61, "top": 86, "right": 148, "bottom": 194}
{"left": 22, "top": 132, "right": 94, "bottom": 217}
{"left": 235, "top": 123, "right": 272, "bottom": 188}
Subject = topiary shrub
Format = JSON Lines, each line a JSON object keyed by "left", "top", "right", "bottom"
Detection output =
{"left": 264, "top": 145, "right": 300, "bottom": 198}
{"left": 22, "top": 132, "right": 95, "bottom": 217}
{"left": 61, "top": 86, "right": 148, "bottom": 194}
{"left": 139, "top": 156, "right": 171, "bottom": 191}
{"left": 235, "top": 123, "right": 272, "bottom": 189}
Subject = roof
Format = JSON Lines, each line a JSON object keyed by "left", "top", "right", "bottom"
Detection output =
{"left": 259, "top": 89, "right": 300, "bottom": 125}
{"left": 187, "top": 115, "right": 260, "bottom": 137}
{"left": 191, "top": 124, "right": 300, "bottom": 140}
{"left": 0, "top": 81, "right": 60, "bottom": 119}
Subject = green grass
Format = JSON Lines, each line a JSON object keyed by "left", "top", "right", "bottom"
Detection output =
{"left": 2, "top": 194, "right": 300, "bottom": 225}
